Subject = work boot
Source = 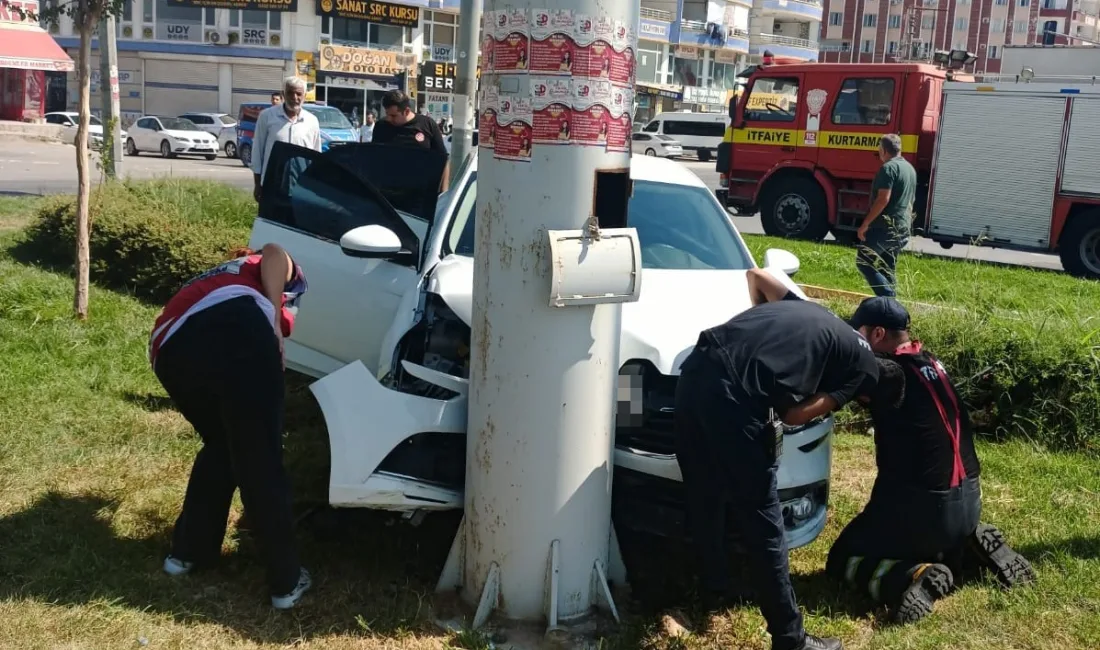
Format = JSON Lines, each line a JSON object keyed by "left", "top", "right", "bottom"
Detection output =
{"left": 890, "top": 563, "right": 954, "bottom": 624}
{"left": 966, "top": 523, "right": 1035, "bottom": 588}
{"left": 788, "top": 634, "right": 843, "bottom": 650}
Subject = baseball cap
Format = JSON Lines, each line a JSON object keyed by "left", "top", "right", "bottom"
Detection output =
{"left": 848, "top": 296, "right": 911, "bottom": 331}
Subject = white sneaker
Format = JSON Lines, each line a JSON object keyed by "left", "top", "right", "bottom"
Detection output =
{"left": 271, "top": 568, "right": 312, "bottom": 610}
{"left": 163, "top": 555, "right": 194, "bottom": 576}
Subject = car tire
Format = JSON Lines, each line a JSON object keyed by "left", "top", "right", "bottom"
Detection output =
{"left": 159, "top": 140, "right": 175, "bottom": 158}
{"left": 224, "top": 141, "right": 237, "bottom": 159}
{"left": 697, "top": 149, "right": 712, "bottom": 162}
{"left": 760, "top": 176, "right": 830, "bottom": 241}
{"left": 204, "top": 154, "right": 217, "bottom": 161}
{"left": 1058, "top": 210, "right": 1100, "bottom": 280}
{"left": 240, "top": 143, "right": 252, "bottom": 168}
{"left": 125, "top": 138, "right": 139, "bottom": 156}
{"left": 645, "top": 148, "right": 657, "bottom": 156}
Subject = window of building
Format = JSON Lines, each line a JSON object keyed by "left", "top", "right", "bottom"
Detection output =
{"left": 922, "top": 16, "right": 934, "bottom": 29}
{"left": 327, "top": 18, "right": 408, "bottom": 50}
{"left": 863, "top": 14, "right": 877, "bottom": 27}
{"left": 154, "top": 0, "right": 207, "bottom": 42}
{"left": 830, "top": 12, "right": 843, "bottom": 25}
{"left": 861, "top": 39, "right": 875, "bottom": 53}
{"left": 743, "top": 77, "right": 799, "bottom": 123}
{"left": 955, "top": 18, "right": 968, "bottom": 30}
{"left": 889, "top": 14, "right": 901, "bottom": 28}
{"left": 1014, "top": 20, "right": 1028, "bottom": 33}
{"left": 995, "top": 0, "right": 1008, "bottom": 5}
{"left": 708, "top": 61, "right": 738, "bottom": 90}
{"left": 637, "top": 48, "right": 660, "bottom": 85}
{"left": 888, "top": 40, "right": 898, "bottom": 54}
{"left": 991, "top": 18, "right": 1006, "bottom": 32}
{"left": 673, "top": 56, "right": 701, "bottom": 87}
{"left": 423, "top": 11, "right": 458, "bottom": 61}
{"left": 988, "top": 45, "right": 1000, "bottom": 58}
{"left": 1019, "top": 0, "right": 1030, "bottom": 6}
{"left": 842, "top": 41, "right": 852, "bottom": 51}
{"left": 1044, "top": 0, "right": 1067, "bottom": 8}
{"left": 832, "top": 78, "right": 895, "bottom": 126}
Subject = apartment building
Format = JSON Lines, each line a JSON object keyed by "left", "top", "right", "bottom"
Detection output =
{"left": 818, "top": 0, "right": 1099, "bottom": 74}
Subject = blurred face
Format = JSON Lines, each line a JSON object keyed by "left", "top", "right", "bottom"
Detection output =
{"left": 385, "top": 105, "right": 412, "bottom": 126}
{"left": 271, "top": 94, "right": 283, "bottom": 105}
{"left": 878, "top": 144, "right": 888, "bottom": 163}
{"left": 858, "top": 325, "right": 898, "bottom": 354}
{"left": 283, "top": 86, "right": 305, "bottom": 113}
{"left": 365, "top": 113, "right": 375, "bottom": 125}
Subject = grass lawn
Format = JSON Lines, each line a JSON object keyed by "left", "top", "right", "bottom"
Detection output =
{"left": 1, "top": 198, "right": 1098, "bottom": 649}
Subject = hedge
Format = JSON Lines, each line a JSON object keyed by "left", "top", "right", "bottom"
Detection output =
{"left": 17, "top": 179, "right": 1100, "bottom": 453}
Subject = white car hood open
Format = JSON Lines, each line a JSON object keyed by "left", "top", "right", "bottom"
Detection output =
{"left": 427, "top": 255, "right": 803, "bottom": 376}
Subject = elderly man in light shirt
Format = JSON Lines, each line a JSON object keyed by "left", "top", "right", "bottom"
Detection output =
{"left": 251, "top": 76, "right": 322, "bottom": 203}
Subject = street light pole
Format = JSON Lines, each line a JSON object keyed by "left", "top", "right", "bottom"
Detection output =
{"left": 449, "top": 0, "right": 481, "bottom": 186}
{"left": 98, "top": 13, "right": 122, "bottom": 178}
{"left": 436, "top": 0, "right": 641, "bottom": 630}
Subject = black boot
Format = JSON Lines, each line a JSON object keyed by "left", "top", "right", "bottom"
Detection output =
{"left": 966, "top": 523, "right": 1035, "bottom": 588}
{"left": 890, "top": 563, "right": 954, "bottom": 624}
{"left": 787, "top": 634, "right": 842, "bottom": 650}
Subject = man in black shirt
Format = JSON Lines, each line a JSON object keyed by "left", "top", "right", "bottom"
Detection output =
{"left": 675, "top": 269, "right": 880, "bottom": 650}
{"left": 826, "top": 297, "right": 1034, "bottom": 623}
{"left": 372, "top": 90, "right": 450, "bottom": 191}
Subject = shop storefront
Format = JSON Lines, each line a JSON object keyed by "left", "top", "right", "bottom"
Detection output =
{"left": 634, "top": 82, "right": 682, "bottom": 124}
{"left": 0, "top": 0, "right": 74, "bottom": 121}
{"left": 682, "top": 85, "right": 728, "bottom": 113}
{"left": 314, "top": 43, "right": 414, "bottom": 123}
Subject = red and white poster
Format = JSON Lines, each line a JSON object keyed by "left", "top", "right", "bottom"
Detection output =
{"left": 530, "top": 33, "right": 575, "bottom": 75}
{"left": 532, "top": 103, "right": 573, "bottom": 145}
{"left": 570, "top": 103, "right": 610, "bottom": 147}
{"left": 605, "top": 113, "right": 633, "bottom": 153}
{"left": 494, "top": 94, "right": 534, "bottom": 162}
{"left": 493, "top": 32, "right": 530, "bottom": 73}
{"left": 479, "top": 85, "right": 499, "bottom": 150}
{"left": 481, "top": 33, "right": 496, "bottom": 73}
{"left": 608, "top": 46, "right": 635, "bottom": 87}
{"left": 573, "top": 39, "right": 613, "bottom": 80}
{"left": 573, "top": 78, "right": 613, "bottom": 107}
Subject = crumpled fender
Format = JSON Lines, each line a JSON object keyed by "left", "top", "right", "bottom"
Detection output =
{"left": 310, "top": 359, "right": 469, "bottom": 507}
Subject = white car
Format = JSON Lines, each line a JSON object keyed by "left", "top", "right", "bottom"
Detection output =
{"left": 179, "top": 112, "right": 239, "bottom": 158}
{"left": 632, "top": 132, "right": 683, "bottom": 158}
{"left": 44, "top": 111, "right": 128, "bottom": 147}
{"left": 444, "top": 130, "right": 479, "bottom": 154}
{"left": 249, "top": 142, "right": 834, "bottom": 550}
{"left": 124, "top": 116, "right": 219, "bottom": 160}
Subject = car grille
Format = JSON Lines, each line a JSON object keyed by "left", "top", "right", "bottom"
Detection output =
{"left": 616, "top": 362, "right": 678, "bottom": 455}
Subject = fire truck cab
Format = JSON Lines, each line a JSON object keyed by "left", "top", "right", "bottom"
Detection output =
{"left": 716, "top": 61, "right": 947, "bottom": 242}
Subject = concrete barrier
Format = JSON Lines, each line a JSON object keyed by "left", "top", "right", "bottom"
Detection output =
{"left": 0, "top": 121, "right": 67, "bottom": 144}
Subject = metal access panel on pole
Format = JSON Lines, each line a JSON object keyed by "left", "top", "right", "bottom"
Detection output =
{"left": 98, "top": 14, "right": 123, "bottom": 178}
{"left": 436, "top": 0, "right": 642, "bottom": 631}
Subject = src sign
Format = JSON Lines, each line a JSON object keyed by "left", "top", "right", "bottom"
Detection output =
{"left": 316, "top": 0, "right": 419, "bottom": 27}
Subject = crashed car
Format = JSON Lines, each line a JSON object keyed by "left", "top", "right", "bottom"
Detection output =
{"left": 249, "top": 142, "right": 833, "bottom": 550}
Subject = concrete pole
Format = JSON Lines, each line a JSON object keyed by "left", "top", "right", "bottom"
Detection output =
{"left": 449, "top": 0, "right": 481, "bottom": 185}
{"left": 437, "top": 0, "right": 640, "bottom": 630}
{"left": 98, "top": 14, "right": 122, "bottom": 179}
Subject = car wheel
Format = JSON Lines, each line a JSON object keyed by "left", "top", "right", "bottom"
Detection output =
{"left": 125, "top": 138, "right": 139, "bottom": 156}
{"left": 697, "top": 149, "right": 712, "bottom": 162}
{"left": 240, "top": 143, "right": 252, "bottom": 168}
{"left": 760, "top": 176, "right": 830, "bottom": 241}
{"left": 1058, "top": 210, "right": 1100, "bottom": 280}
{"left": 204, "top": 154, "right": 217, "bottom": 161}
{"left": 645, "top": 148, "right": 657, "bottom": 156}
{"left": 159, "top": 140, "right": 175, "bottom": 158}
{"left": 224, "top": 141, "right": 237, "bottom": 159}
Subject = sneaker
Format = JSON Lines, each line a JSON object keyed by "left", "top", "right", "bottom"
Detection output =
{"left": 271, "top": 568, "right": 312, "bottom": 610}
{"left": 891, "top": 563, "right": 954, "bottom": 624}
{"left": 790, "top": 634, "right": 843, "bottom": 650}
{"left": 162, "top": 555, "right": 194, "bottom": 577}
{"left": 967, "top": 523, "right": 1036, "bottom": 588}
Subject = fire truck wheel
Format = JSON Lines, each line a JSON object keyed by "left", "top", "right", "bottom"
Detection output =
{"left": 1059, "top": 213, "right": 1100, "bottom": 280}
{"left": 760, "top": 176, "right": 829, "bottom": 241}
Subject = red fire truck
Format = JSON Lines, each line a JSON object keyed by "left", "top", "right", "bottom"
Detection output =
{"left": 716, "top": 60, "right": 1100, "bottom": 279}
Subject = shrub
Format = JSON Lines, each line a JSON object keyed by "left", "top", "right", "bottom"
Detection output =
{"left": 20, "top": 179, "right": 253, "bottom": 303}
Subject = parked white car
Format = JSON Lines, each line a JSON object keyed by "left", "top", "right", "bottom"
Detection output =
{"left": 631, "top": 132, "right": 683, "bottom": 158}
{"left": 179, "top": 112, "right": 239, "bottom": 158}
{"left": 124, "top": 116, "right": 219, "bottom": 160}
{"left": 444, "top": 130, "right": 479, "bottom": 154}
{"left": 44, "top": 111, "right": 128, "bottom": 148}
{"left": 249, "top": 142, "right": 833, "bottom": 550}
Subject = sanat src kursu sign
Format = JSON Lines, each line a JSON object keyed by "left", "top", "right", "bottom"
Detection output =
{"left": 167, "top": 0, "right": 297, "bottom": 11}
{"left": 315, "top": 0, "right": 418, "bottom": 27}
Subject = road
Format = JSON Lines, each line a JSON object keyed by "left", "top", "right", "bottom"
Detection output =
{"left": 0, "top": 140, "right": 1062, "bottom": 272}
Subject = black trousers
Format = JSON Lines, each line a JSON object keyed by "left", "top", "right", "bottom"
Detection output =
{"left": 154, "top": 296, "right": 301, "bottom": 595}
{"left": 674, "top": 350, "right": 805, "bottom": 650}
{"left": 826, "top": 477, "right": 982, "bottom": 604}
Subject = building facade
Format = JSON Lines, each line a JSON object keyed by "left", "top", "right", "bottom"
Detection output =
{"left": 818, "top": 0, "right": 1099, "bottom": 74}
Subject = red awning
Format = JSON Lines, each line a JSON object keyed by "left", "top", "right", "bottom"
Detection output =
{"left": 0, "top": 24, "right": 74, "bottom": 72}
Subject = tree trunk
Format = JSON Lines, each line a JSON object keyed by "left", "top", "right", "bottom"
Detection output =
{"left": 73, "top": 2, "right": 95, "bottom": 321}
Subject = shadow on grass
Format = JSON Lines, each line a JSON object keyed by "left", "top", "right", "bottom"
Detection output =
{"left": 122, "top": 390, "right": 176, "bottom": 413}
{"left": 1018, "top": 536, "right": 1100, "bottom": 563}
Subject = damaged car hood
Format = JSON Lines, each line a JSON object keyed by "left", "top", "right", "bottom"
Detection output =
{"left": 427, "top": 255, "right": 801, "bottom": 375}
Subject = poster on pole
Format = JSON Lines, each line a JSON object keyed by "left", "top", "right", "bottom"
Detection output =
{"left": 532, "top": 77, "right": 573, "bottom": 145}
{"left": 479, "top": 84, "right": 499, "bottom": 150}
{"left": 529, "top": 9, "right": 576, "bottom": 76}
{"left": 493, "top": 95, "right": 533, "bottom": 162}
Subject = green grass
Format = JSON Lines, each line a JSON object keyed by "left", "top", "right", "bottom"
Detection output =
{"left": 0, "top": 196, "right": 1099, "bottom": 649}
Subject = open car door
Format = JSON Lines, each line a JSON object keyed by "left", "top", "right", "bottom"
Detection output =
{"left": 251, "top": 141, "right": 448, "bottom": 378}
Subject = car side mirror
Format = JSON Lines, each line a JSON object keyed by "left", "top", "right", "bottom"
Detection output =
{"left": 340, "top": 224, "right": 403, "bottom": 258}
{"left": 763, "top": 248, "right": 800, "bottom": 277}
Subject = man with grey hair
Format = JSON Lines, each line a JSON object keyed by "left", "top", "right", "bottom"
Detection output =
{"left": 359, "top": 109, "right": 377, "bottom": 143}
{"left": 251, "top": 76, "right": 321, "bottom": 203}
{"left": 855, "top": 133, "right": 916, "bottom": 297}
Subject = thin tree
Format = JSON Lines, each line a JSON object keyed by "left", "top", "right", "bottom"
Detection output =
{"left": 3, "top": 0, "right": 124, "bottom": 320}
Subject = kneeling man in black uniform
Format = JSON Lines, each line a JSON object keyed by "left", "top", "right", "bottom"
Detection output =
{"left": 675, "top": 269, "right": 880, "bottom": 650}
{"left": 827, "top": 297, "right": 1035, "bottom": 623}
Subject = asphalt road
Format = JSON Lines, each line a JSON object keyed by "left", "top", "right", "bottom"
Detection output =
{"left": 0, "top": 140, "right": 1063, "bottom": 272}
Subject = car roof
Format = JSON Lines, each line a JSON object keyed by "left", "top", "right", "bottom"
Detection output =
{"left": 469, "top": 154, "right": 706, "bottom": 189}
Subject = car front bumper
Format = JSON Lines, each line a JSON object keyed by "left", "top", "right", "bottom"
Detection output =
{"left": 174, "top": 143, "right": 217, "bottom": 154}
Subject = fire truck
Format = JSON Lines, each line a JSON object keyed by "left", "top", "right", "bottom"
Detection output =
{"left": 715, "top": 60, "right": 1100, "bottom": 279}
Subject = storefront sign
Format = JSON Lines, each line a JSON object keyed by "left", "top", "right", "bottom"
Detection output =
{"left": 417, "top": 60, "right": 456, "bottom": 92}
{"left": 318, "top": 44, "right": 415, "bottom": 77}
{"left": 638, "top": 18, "right": 669, "bottom": 42}
{"left": 324, "top": 74, "right": 399, "bottom": 90}
{"left": 714, "top": 49, "right": 740, "bottom": 64}
{"left": 683, "top": 85, "right": 726, "bottom": 106}
{"left": 157, "top": 21, "right": 202, "bottom": 41}
{"left": 165, "top": 0, "right": 297, "bottom": 11}
{"left": 241, "top": 28, "right": 267, "bottom": 45}
{"left": 295, "top": 50, "right": 317, "bottom": 101}
{"left": 636, "top": 83, "right": 682, "bottom": 101}
{"left": 433, "top": 44, "right": 453, "bottom": 60}
{"left": 315, "top": 0, "right": 419, "bottom": 27}
{"left": 0, "top": 0, "right": 38, "bottom": 23}
{"left": 676, "top": 45, "right": 699, "bottom": 60}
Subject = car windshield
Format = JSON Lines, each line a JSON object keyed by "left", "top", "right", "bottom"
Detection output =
{"left": 447, "top": 175, "right": 753, "bottom": 270}
{"left": 305, "top": 105, "right": 354, "bottom": 129}
{"left": 161, "top": 118, "right": 200, "bottom": 131}
{"left": 218, "top": 114, "right": 236, "bottom": 124}
{"left": 88, "top": 115, "right": 102, "bottom": 126}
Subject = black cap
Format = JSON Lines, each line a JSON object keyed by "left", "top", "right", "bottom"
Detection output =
{"left": 848, "top": 296, "right": 911, "bottom": 331}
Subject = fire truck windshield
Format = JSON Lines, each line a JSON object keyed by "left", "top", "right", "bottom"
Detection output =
{"left": 744, "top": 77, "right": 800, "bottom": 123}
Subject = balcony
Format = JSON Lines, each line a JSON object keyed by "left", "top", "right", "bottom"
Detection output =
{"left": 757, "top": 0, "right": 824, "bottom": 22}
{"left": 640, "top": 7, "right": 674, "bottom": 21}
{"left": 749, "top": 33, "right": 819, "bottom": 60}
{"left": 679, "top": 20, "right": 750, "bottom": 52}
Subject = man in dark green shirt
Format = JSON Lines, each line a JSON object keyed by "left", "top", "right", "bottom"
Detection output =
{"left": 856, "top": 134, "right": 917, "bottom": 297}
